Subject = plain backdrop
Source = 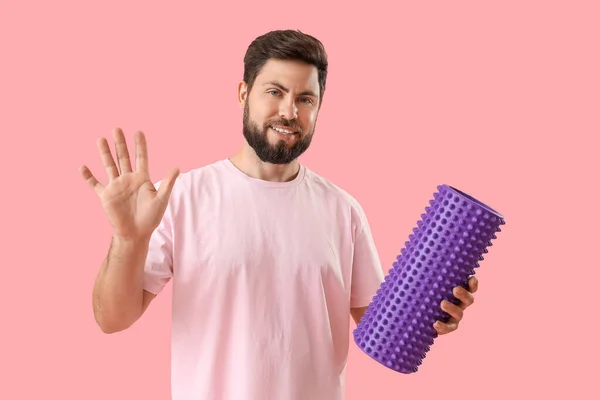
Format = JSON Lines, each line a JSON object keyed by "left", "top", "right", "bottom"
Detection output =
{"left": 1, "top": 0, "right": 598, "bottom": 399}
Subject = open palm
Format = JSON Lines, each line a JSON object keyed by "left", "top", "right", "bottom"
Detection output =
{"left": 80, "top": 128, "right": 179, "bottom": 240}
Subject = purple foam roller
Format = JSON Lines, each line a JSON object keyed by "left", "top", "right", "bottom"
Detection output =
{"left": 353, "top": 184, "right": 505, "bottom": 373}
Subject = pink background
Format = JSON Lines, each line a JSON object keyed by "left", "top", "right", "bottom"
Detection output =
{"left": 1, "top": 0, "right": 598, "bottom": 398}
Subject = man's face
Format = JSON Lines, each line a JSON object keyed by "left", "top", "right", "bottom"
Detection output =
{"left": 240, "top": 59, "right": 321, "bottom": 165}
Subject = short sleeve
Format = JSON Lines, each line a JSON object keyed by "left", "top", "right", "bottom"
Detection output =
{"left": 143, "top": 180, "right": 174, "bottom": 295}
{"left": 350, "top": 202, "right": 385, "bottom": 308}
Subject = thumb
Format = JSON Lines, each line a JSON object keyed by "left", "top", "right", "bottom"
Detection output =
{"left": 157, "top": 167, "right": 180, "bottom": 202}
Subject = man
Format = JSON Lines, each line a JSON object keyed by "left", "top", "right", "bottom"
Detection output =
{"left": 81, "top": 30, "right": 477, "bottom": 400}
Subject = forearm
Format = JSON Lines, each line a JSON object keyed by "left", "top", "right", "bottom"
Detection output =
{"left": 92, "top": 235, "right": 150, "bottom": 333}
{"left": 351, "top": 306, "right": 369, "bottom": 325}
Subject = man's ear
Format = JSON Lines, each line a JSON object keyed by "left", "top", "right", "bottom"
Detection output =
{"left": 238, "top": 81, "right": 248, "bottom": 108}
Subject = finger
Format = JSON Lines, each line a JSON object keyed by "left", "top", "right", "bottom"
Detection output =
{"left": 113, "top": 128, "right": 133, "bottom": 174}
{"left": 80, "top": 165, "right": 104, "bottom": 196}
{"left": 135, "top": 131, "right": 149, "bottom": 175}
{"left": 468, "top": 276, "right": 479, "bottom": 293}
{"left": 434, "top": 320, "right": 458, "bottom": 335}
{"left": 97, "top": 137, "right": 119, "bottom": 181}
{"left": 157, "top": 167, "right": 180, "bottom": 203}
{"left": 453, "top": 286, "right": 475, "bottom": 309}
{"left": 441, "top": 300, "right": 464, "bottom": 321}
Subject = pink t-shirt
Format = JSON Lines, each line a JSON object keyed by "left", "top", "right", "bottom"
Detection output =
{"left": 143, "top": 158, "right": 384, "bottom": 400}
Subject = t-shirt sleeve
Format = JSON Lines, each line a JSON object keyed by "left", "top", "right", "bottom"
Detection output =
{"left": 142, "top": 180, "right": 174, "bottom": 295}
{"left": 350, "top": 201, "right": 385, "bottom": 308}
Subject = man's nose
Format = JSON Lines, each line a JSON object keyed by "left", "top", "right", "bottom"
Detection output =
{"left": 279, "top": 99, "right": 298, "bottom": 120}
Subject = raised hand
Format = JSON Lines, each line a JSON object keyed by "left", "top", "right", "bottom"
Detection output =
{"left": 80, "top": 128, "right": 179, "bottom": 241}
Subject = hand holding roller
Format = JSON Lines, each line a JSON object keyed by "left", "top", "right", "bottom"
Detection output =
{"left": 353, "top": 184, "right": 505, "bottom": 373}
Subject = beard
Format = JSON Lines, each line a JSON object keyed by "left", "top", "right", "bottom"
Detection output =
{"left": 242, "top": 101, "right": 315, "bottom": 165}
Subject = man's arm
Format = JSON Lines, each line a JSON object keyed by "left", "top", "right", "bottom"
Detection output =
{"left": 347, "top": 199, "right": 384, "bottom": 327}
{"left": 92, "top": 235, "right": 157, "bottom": 334}
{"left": 350, "top": 306, "right": 369, "bottom": 325}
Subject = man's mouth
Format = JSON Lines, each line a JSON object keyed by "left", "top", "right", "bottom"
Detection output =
{"left": 270, "top": 125, "right": 298, "bottom": 135}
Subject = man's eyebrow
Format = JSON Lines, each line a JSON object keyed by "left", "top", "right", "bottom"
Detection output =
{"left": 263, "top": 81, "right": 318, "bottom": 98}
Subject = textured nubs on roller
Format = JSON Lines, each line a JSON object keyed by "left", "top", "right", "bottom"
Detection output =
{"left": 353, "top": 184, "right": 505, "bottom": 374}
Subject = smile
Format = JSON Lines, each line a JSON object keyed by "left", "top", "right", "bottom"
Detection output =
{"left": 271, "top": 126, "right": 297, "bottom": 135}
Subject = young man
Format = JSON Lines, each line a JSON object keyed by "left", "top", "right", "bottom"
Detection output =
{"left": 81, "top": 30, "right": 477, "bottom": 400}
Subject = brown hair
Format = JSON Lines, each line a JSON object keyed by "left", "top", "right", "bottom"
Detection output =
{"left": 243, "top": 30, "right": 329, "bottom": 106}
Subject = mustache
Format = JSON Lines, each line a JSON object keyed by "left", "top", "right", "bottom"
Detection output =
{"left": 266, "top": 119, "right": 302, "bottom": 133}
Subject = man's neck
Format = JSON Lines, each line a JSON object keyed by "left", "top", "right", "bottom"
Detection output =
{"left": 228, "top": 143, "right": 300, "bottom": 183}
